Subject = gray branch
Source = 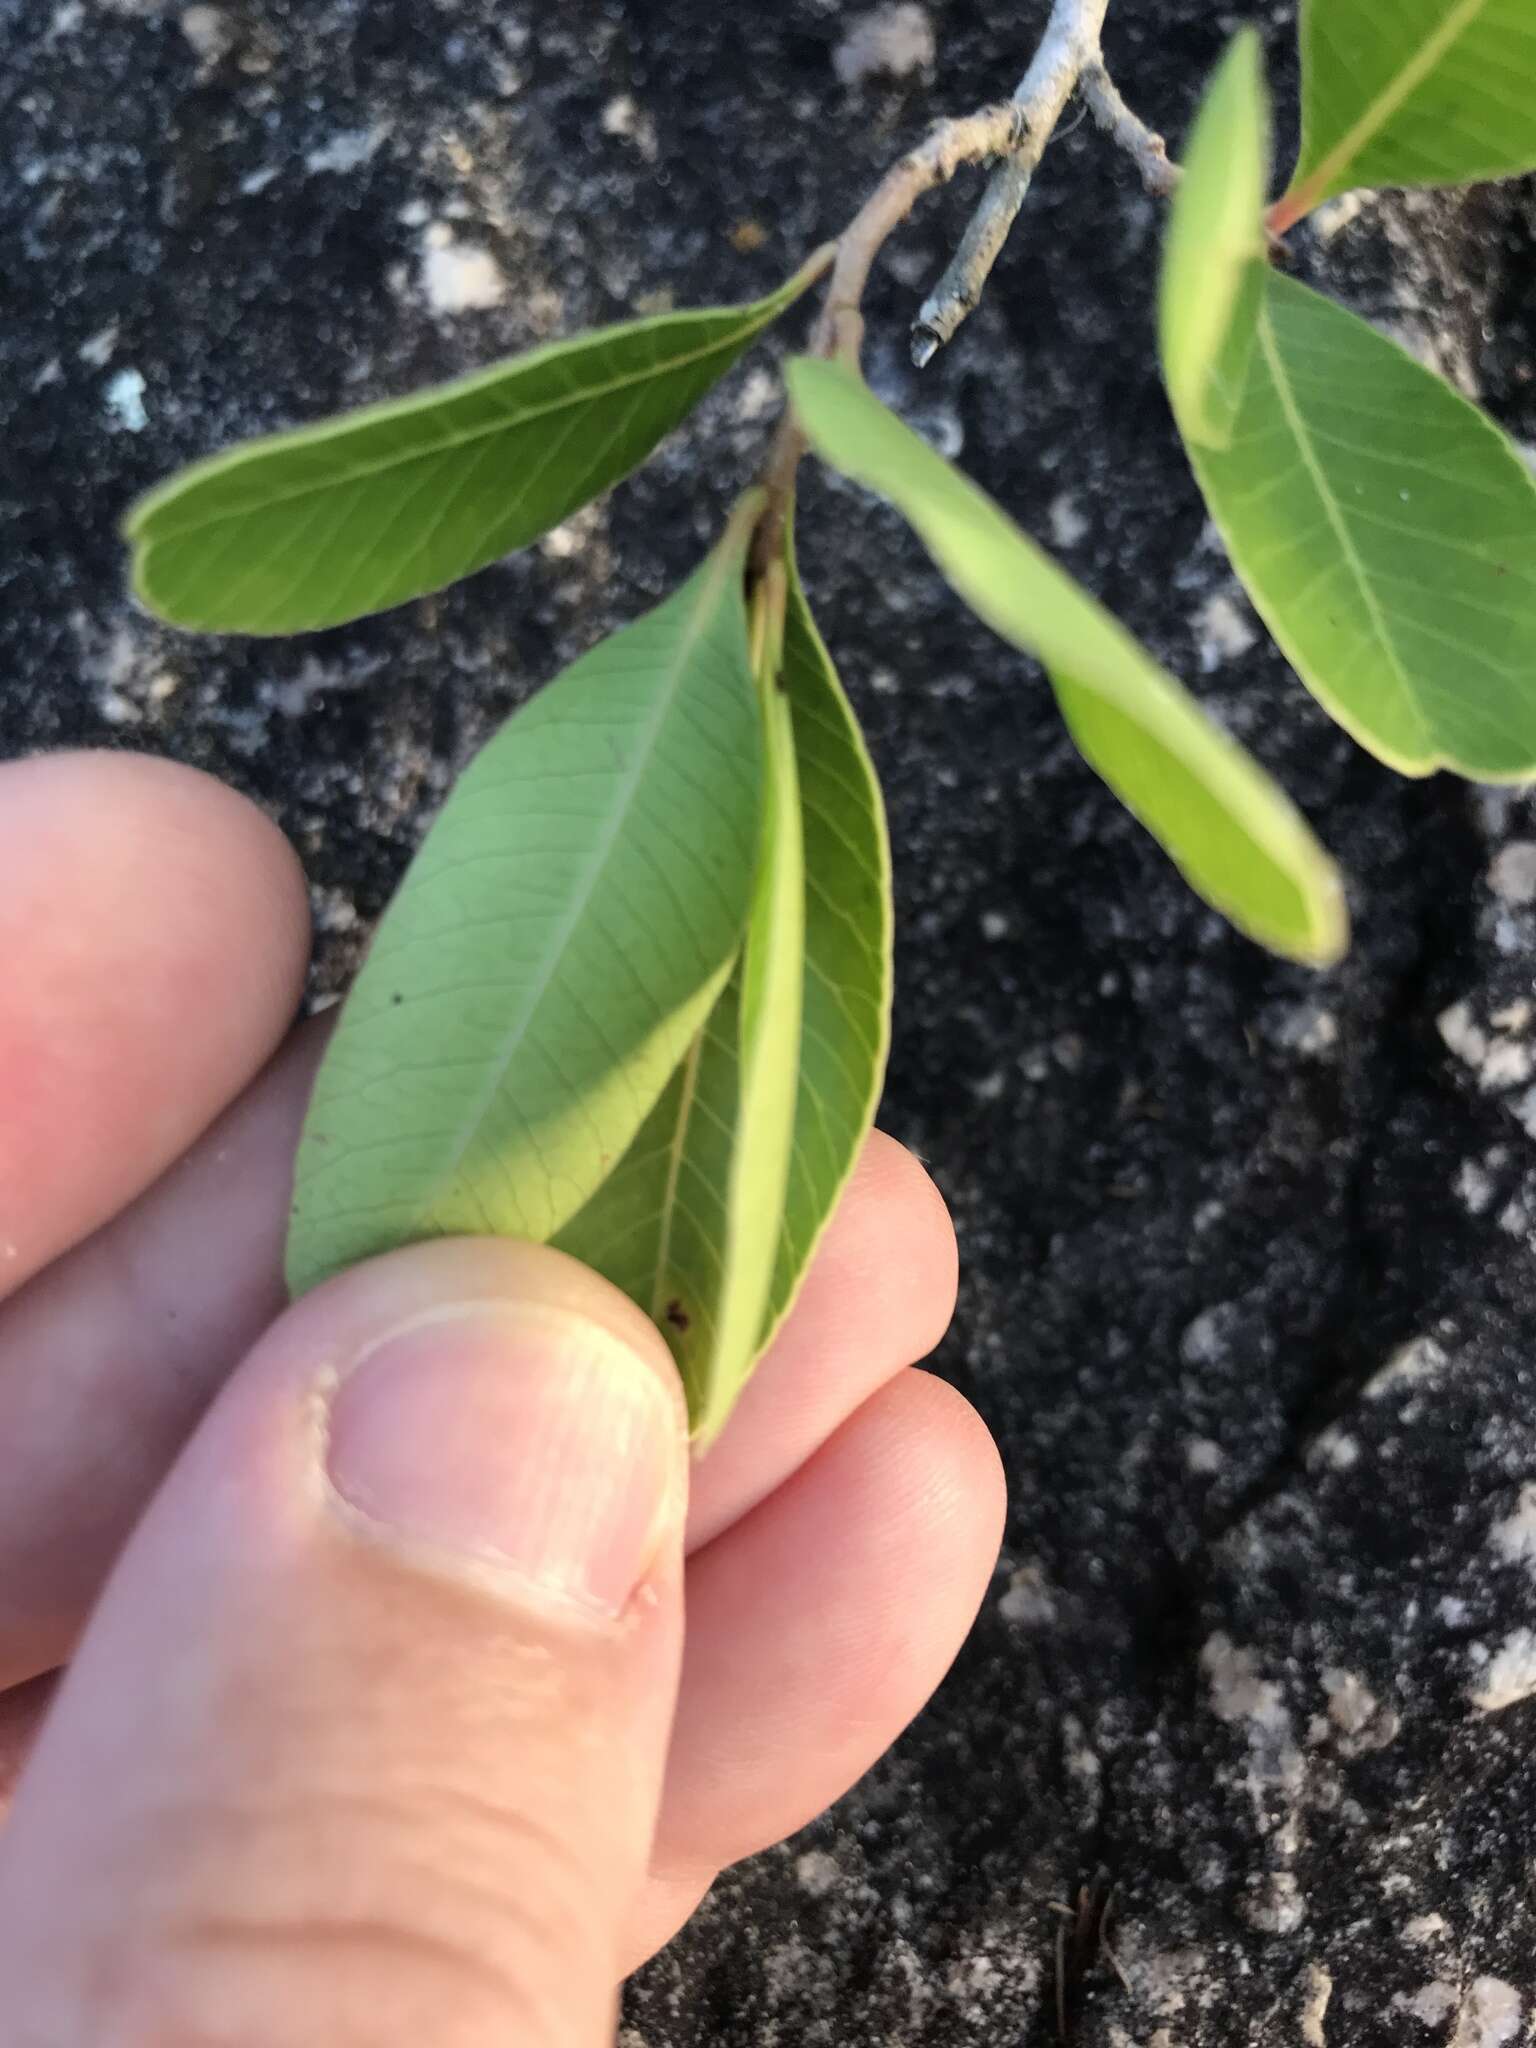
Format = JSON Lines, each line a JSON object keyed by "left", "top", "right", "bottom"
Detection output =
{"left": 912, "top": 0, "right": 1129, "bottom": 366}
{"left": 1080, "top": 60, "right": 1181, "bottom": 197}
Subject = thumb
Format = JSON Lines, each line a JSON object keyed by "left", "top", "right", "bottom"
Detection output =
{"left": 0, "top": 1239, "right": 689, "bottom": 2048}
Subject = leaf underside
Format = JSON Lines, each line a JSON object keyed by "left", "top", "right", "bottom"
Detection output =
{"left": 1160, "top": 30, "right": 1272, "bottom": 451}
{"left": 765, "top": 535, "right": 893, "bottom": 1346}
{"left": 125, "top": 253, "right": 826, "bottom": 635}
{"left": 788, "top": 356, "right": 1347, "bottom": 967}
{"left": 558, "top": 526, "right": 893, "bottom": 1442}
{"left": 1286, "top": 0, "right": 1536, "bottom": 210}
{"left": 558, "top": 582, "right": 807, "bottom": 1443}
{"left": 1190, "top": 269, "right": 1536, "bottom": 781}
{"left": 286, "top": 509, "right": 763, "bottom": 1299}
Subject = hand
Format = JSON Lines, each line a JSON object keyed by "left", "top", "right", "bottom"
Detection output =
{"left": 0, "top": 751, "right": 1003, "bottom": 2045}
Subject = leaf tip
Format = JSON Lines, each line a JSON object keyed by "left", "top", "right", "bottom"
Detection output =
{"left": 1302, "top": 869, "right": 1351, "bottom": 970}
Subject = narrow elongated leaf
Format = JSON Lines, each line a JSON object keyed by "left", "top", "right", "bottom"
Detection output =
{"left": 125, "top": 250, "right": 829, "bottom": 635}
{"left": 556, "top": 591, "right": 805, "bottom": 1444}
{"left": 701, "top": 675, "right": 806, "bottom": 1442}
{"left": 1281, "top": 0, "right": 1536, "bottom": 221}
{"left": 556, "top": 530, "right": 893, "bottom": 1438}
{"left": 1160, "top": 32, "right": 1271, "bottom": 450}
{"left": 764, "top": 532, "right": 893, "bottom": 1344}
{"left": 286, "top": 503, "right": 763, "bottom": 1298}
{"left": 1189, "top": 269, "right": 1536, "bottom": 779}
{"left": 789, "top": 357, "right": 1347, "bottom": 966}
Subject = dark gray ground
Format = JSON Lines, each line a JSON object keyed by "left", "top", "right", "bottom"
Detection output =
{"left": 8, "top": 1, "right": 1536, "bottom": 2040}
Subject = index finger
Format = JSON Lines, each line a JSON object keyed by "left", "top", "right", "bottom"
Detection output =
{"left": 0, "top": 752, "right": 311, "bottom": 1298}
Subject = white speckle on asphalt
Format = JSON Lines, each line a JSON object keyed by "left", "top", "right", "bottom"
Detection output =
{"left": 1193, "top": 590, "right": 1257, "bottom": 670}
{"left": 734, "top": 366, "right": 778, "bottom": 422}
{"left": 833, "top": 2, "right": 935, "bottom": 86}
{"left": 1489, "top": 1483, "right": 1536, "bottom": 1574}
{"left": 1321, "top": 1669, "right": 1377, "bottom": 1736}
{"left": 179, "top": 4, "right": 232, "bottom": 61}
{"left": 1299, "top": 1963, "right": 1332, "bottom": 2045}
{"left": 1364, "top": 1335, "right": 1447, "bottom": 1401}
{"left": 103, "top": 367, "right": 147, "bottom": 431}
{"left": 420, "top": 230, "right": 507, "bottom": 313}
{"left": 1240, "top": 1870, "right": 1306, "bottom": 1935}
{"left": 1401, "top": 1913, "right": 1449, "bottom": 1945}
{"left": 1049, "top": 492, "right": 1088, "bottom": 548}
{"left": 1265, "top": 999, "right": 1339, "bottom": 1058}
{"left": 1202, "top": 1635, "right": 1286, "bottom": 1734}
{"left": 794, "top": 1849, "right": 840, "bottom": 1897}
{"left": 1487, "top": 841, "right": 1536, "bottom": 906}
{"left": 1451, "top": 1978, "right": 1522, "bottom": 2048}
{"left": 1180, "top": 1304, "right": 1236, "bottom": 1367}
{"left": 1397, "top": 1982, "right": 1458, "bottom": 2026}
{"left": 600, "top": 93, "right": 659, "bottom": 160}
{"left": 1308, "top": 1425, "right": 1360, "bottom": 1472}
{"left": 1455, "top": 1158, "right": 1497, "bottom": 1215}
{"left": 78, "top": 322, "right": 119, "bottom": 365}
{"left": 306, "top": 125, "right": 388, "bottom": 176}
{"left": 1470, "top": 1628, "right": 1536, "bottom": 1712}
{"left": 997, "top": 1563, "right": 1056, "bottom": 1626}
{"left": 1438, "top": 999, "right": 1536, "bottom": 1090}
{"left": 1185, "top": 1437, "right": 1224, "bottom": 1475}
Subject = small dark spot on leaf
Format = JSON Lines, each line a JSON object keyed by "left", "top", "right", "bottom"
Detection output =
{"left": 664, "top": 1298, "right": 691, "bottom": 1332}
{"left": 391, "top": 992, "right": 403, "bottom": 1005}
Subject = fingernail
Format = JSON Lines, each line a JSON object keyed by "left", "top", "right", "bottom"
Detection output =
{"left": 324, "top": 1304, "right": 684, "bottom": 1615}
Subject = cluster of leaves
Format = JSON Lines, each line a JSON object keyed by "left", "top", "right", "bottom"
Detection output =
{"left": 124, "top": 0, "right": 1536, "bottom": 1442}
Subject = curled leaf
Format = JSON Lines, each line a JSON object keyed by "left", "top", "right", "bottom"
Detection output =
{"left": 1160, "top": 31, "right": 1271, "bottom": 451}
{"left": 789, "top": 357, "right": 1348, "bottom": 966}
{"left": 557, "top": 565, "right": 807, "bottom": 1444}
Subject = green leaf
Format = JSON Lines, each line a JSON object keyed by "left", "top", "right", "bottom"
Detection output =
{"left": 1160, "top": 31, "right": 1271, "bottom": 450}
{"left": 764, "top": 530, "right": 892, "bottom": 1346}
{"left": 1281, "top": 0, "right": 1536, "bottom": 223}
{"left": 1189, "top": 268, "right": 1536, "bottom": 780}
{"left": 286, "top": 501, "right": 764, "bottom": 1299}
{"left": 556, "top": 579, "right": 806, "bottom": 1445}
{"left": 788, "top": 356, "right": 1348, "bottom": 966}
{"left": 124, "top": 250, "right": 829, "bottom": 635}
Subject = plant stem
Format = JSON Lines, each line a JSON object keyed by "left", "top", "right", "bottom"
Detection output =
{"left": 750, "top": 100, "right": 1030, "bottom": 575}
{"left": 1079, "top": 60, "right": 1181, "bottom": 198}
{"left": 749, "top": 0, "right": 1180, "bottom": 571}
{"left": 912, "top": 0, "right": 1109, "bottom": 364}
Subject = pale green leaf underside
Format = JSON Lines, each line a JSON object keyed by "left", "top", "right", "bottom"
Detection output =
{"left": 556, "top": 610, "right": 807, "bottom": 1444}
{"left": 286, "top": 512, "right": 762, "bottom": 1298}
{"left": 789, "top": 357, "right": 1346, "bottom": 966}
{"left": 1287, "top": 0, "right": 1536, "bottom": 209}
{"left": 1190, "top": 269, "right": 1536, "bottom": 780}
{"left": 1160, "top": 30, "right": 1271, "bottom": 450}
{"left": 763, "top": 534, "right": 893, "bottom": 1347}
{"left": 125, "top": 252, "right": 826, "bottom": 635}
{"left": 699, "top": 680, "right": 806, "bottom": 1443}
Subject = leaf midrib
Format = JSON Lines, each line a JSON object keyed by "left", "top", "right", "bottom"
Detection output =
{"left": 136, "top": 316, "right": 767, "bottom": 541}
{"left": 1301, "top": 0, "right": 1488, "bottom": 197}
{"left": 1255, "top": 299, "right": 1431, "bottom": 760}
{"left": 412, "top": 550, "right": 741, "bottom": 1234}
